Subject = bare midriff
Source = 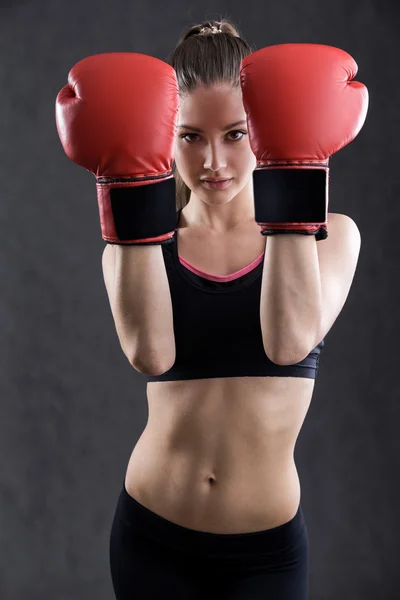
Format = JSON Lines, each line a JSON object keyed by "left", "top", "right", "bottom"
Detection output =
{"left": 124, "top": 214, "right": 316, "bottom": 534}
{"left": 124, "top": 375, "right": 315, "bottom": 534}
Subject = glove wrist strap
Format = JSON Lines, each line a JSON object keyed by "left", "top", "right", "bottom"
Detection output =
{"left": 97, "top": 176, "right": 177, "bottom": 245}
{"left": 253, "top": 167, "right": 329, "bottom": 241}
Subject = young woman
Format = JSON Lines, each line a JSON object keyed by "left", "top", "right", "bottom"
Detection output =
{"left": 56, "top": 18, "right": 367, "bottom": 600}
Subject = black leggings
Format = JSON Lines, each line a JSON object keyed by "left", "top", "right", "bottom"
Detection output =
{"left": 109, "top": 478, "right": 309, "bottom": 599}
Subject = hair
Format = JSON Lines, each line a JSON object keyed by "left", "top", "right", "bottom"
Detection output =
{"left": 165, "top": 18, "right": 256, "bottom": 210}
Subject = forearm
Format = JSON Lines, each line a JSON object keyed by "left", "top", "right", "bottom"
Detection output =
{"left": 112, "top": 245, "right": 175, "bottom": 371}
{"left": 260, "top": 234, "right": 322, "bottom": 364}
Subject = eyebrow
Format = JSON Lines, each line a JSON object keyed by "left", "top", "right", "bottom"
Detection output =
{"left": 177, "top": 120, "right": 247, "bottom": 133}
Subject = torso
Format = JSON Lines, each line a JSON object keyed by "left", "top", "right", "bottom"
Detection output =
{"left": 124, "top": 209, "right": 316, "bottom": 534}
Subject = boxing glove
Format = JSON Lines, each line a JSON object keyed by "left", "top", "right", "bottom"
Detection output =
{"left": 240, "top": 43, "right": 369, "bottom": 240}
{"left": 56, "top": 52, "right": 179, "bottom": 244}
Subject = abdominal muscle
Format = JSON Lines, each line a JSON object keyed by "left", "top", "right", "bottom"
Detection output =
{"left": 124, "top": 374, "right": 315, "bottom": 534}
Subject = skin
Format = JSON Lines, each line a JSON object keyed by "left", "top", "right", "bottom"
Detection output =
{"left": 174, "top": 82, "right": 257, "bottom": 232}
{"left": 124, "top": 81, "right": 315, "bottom": 534}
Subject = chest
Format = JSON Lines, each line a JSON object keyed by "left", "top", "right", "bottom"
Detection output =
{"left": 176, "top": 225, "right": 267, "bottom": 276}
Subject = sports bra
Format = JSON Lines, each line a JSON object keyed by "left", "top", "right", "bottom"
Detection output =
{"left": 144, "top": 209, "right": 325, "bottom": 382}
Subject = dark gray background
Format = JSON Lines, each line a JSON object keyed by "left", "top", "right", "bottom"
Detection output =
{"left": 1, "top": 0, "right": 399, "bottom": 598}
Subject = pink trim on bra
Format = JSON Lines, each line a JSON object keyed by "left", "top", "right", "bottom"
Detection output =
{"left": 178, "top": 252, "right": 265, "bottom": 282}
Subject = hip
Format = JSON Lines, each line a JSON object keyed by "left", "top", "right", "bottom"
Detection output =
{"left": 110, "top": 477, "right": 309, "bottom": 592}
{"left": 124, "top": 438, "right": 301, "bottom": 535}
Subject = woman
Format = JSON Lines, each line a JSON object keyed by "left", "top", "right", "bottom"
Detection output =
{"left": 56, "top": 18, "right": 367, "bottom": 600}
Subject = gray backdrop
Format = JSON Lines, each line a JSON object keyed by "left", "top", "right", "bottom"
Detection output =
{"left": 1, "top": 0, "right": 399, "bottom": 598}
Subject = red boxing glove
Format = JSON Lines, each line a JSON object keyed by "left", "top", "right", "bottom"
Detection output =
{"left": 56, "top": 53, "right": 179, "bottom": 244}
{"left": 240, "top": 43, "right": 369, "bottom": 240}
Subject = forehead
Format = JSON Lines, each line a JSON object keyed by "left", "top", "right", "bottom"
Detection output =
{"left": 178, "top": 84, "right": 245, "bottom": 123}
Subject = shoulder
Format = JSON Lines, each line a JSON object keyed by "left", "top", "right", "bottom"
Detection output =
{"left": 328, "top": 212, "right": 360, "bottom": 233}
{"left": 318, "top": 212, "right": 361, "bottom": 263}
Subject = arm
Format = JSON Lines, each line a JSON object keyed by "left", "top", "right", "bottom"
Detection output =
{"left": 260, "top": 213, "right": 361, "bottom": 365}
{"left": 102, "top": 244, "right": 175, "bottom": 376}
{"left": 56, "top": 53, "right": 179, "bottom": 375}
{"left": 240, "top": 43, "right": 368, "bottom": 364}
{"left": 260, "top": 234, "right": 322, "bottom": 365}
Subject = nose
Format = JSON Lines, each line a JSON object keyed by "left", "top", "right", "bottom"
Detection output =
{"left": 203, "top": 142, "right": 227, "bottom": 171}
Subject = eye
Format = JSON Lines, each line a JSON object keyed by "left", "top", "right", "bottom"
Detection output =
{"left": 179, "top": 130, "right": 248, "bottom": 143}
{"left": 228, "top": 130, "right": 247, "bottom": 141}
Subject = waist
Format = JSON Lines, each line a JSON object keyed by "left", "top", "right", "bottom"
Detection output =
{"left": 125, "top": 430, "right": 301, "bottom": 534}
{"left": 125, "top": 376, "right": 313, "bottom": 533}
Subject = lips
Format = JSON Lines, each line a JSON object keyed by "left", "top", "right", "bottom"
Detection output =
{"left": 202, "top": 178, "right": 233, "bottom": 189}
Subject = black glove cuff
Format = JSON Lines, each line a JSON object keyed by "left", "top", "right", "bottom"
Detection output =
{"left": 103, "top": 177, "right": 177, "bottom": 245}
{"left": 253, "top": 168, "right": 328, "bottom": 224}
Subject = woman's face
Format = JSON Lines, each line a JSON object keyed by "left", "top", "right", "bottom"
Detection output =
{"left": 174, "top": 83, "right": 257, "bottom": 208}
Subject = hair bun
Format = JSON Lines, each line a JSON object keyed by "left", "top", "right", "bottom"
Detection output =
{"left": 181, "top": 19, "right": 240, "bottom": 42}
{"left": 199, "top": 24, "right": 223, "bottom": 35}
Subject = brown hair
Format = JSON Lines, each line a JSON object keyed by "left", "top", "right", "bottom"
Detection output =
{"left": 165, "top": 18, "right": 255, "bottom": 210}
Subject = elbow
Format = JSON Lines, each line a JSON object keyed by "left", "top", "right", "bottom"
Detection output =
{"left": 265, "top": 352, "right": 297, "bottom": 367}
{"left": 129, "top": 351, "right": 176, "bottom": 377}
{"left": 264, "top": 344, "right": 309, "bottom": 366}
{"left": 272, "top": 354, "right": 304, "bottom": 367}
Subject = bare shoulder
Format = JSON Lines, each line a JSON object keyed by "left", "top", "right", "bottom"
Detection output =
{"left": 328, "top": 211, "right": 359, "bottom": 227}
{"left": 319, "top": 212, "right": 361, "bottom": 262}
